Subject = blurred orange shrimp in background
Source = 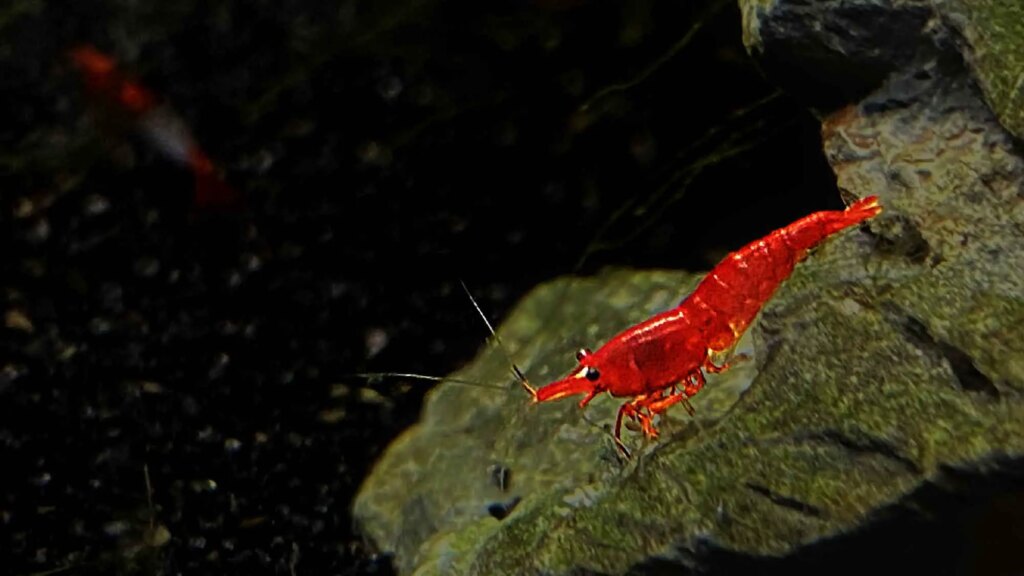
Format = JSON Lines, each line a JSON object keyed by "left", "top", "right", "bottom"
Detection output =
{"left": 67, "top": 44, "right": 240, "bottom": 210}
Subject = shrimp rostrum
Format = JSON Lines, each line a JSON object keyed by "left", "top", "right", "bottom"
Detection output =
{"left": 530, "top": 196, "right": 882, "bottom": 447}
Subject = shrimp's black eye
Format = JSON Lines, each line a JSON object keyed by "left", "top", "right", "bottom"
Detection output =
{"left": 575, "top": 348, "right": 592, "bottom": 362}
{"left": 584, "top": 366, "right": 600, "bottom": 381}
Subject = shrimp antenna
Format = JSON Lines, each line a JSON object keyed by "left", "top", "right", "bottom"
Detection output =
{"left": 348, "top": 372, "right": 509, "bottom": 391}
{"left": 459, "top": 282, "right": 629, "bottom": 456}
{"left": 458, "top": 280, "right": 537, "bottom": 398}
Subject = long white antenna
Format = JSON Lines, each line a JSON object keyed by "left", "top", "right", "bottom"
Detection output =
{"left": 350, "top": 372, "right": 508, "bottom": 390}
{"left": 458, "top": 280, "right": 638, "bottom": 456}
{"left": 459, "top": 280, "right": 536, "bottom": 397}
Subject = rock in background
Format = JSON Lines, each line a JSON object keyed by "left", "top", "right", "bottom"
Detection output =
{"left": 354, "top": 0, "right": 1024, "bottom": 574}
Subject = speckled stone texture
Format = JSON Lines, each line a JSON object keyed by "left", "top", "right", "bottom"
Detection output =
{"left": 354, "top": 0, "right": 1024, "bottom": 573}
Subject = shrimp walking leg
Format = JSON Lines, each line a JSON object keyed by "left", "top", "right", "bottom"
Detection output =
{"left": 617, "top": 373, "right": 705, "bottom": 443}
{"left": 642, "top": 392, "right": 693, "bottom": 427}
{"left": 704, "top": 351, "right": 750, "bottom": 374}
{"left": 645, "top": 372, "right": 704, "bottom": 422}
{"left": 614, "top": 400, "right": 638, "bottom": 442}
{"left": 615, "top": 393, "right": 663, "bottom": 441}
{"left": 682, "top": 371, "right": 706, "bottom": 398}
{"left": 618, "top": 372, "right": 705, "bottom": 445}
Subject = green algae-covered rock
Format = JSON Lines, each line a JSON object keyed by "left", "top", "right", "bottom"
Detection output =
{"left": 739, "top": 0, "right": 932, "bottom": 107}
{"left": 355, "top": 219, "right": 1023, "bottom": 575}
{"left": 355, "top": 2, "right": 1024, "bottom": 573}
{"left": 354, "top": 111, "right": 1024, "bottom": 572}
{"left": 941, "top": 0, "right": 1024, "bottom": 140}
{"left": 741, "top": 0, "right": 1024, "bottom": 140}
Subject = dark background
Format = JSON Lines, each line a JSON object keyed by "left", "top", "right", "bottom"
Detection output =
{"left": 0, "top": 0, "right": 838, "bottom": 573}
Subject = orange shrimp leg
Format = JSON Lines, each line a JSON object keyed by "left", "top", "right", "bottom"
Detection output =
{"left": 614, "top": 371, "right": 706, "bottom": 446}
{"left": 615, "top": 393, "right": 685, "bottom": 441}
{"left": 641, "top": 394, "right": 692, "bottom": 435}
{"left": 682, "top": 371, "right": 706, "bottom": 398}
{"left": 704, "top": 350, "right": 749, "bottom": 374}
{"left": 642, "top": 372, "right": 704, "bottom": 431}
{"left": 614, "top": 395, "right": 656, "bottom": 442}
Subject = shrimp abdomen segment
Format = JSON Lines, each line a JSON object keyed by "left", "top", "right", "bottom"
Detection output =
{"left": 687, "top": 196, "right": 880, "bottom": 351}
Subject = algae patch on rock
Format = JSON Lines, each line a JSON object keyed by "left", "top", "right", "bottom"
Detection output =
{"left": 941, "top": 0, "right": 1024, "bottom": 140}
{"left": 356, "top": 195, "right": 1024, "bottom": 575}
{"left": 353, "top": 1, "right": 1024, "bottom": 572}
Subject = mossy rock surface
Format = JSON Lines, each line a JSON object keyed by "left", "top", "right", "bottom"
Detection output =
{"left": 355, "top": 134, "right": 1024, "bottom": 573}
{"left": 740, "top": 0, "right": 1024, "bottom": 139}
{"left": 940, "top": 0, "right": 1024, "bottom": 140}
{"left": 356, "top": 3, "right": 1024, "bottom": 573}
